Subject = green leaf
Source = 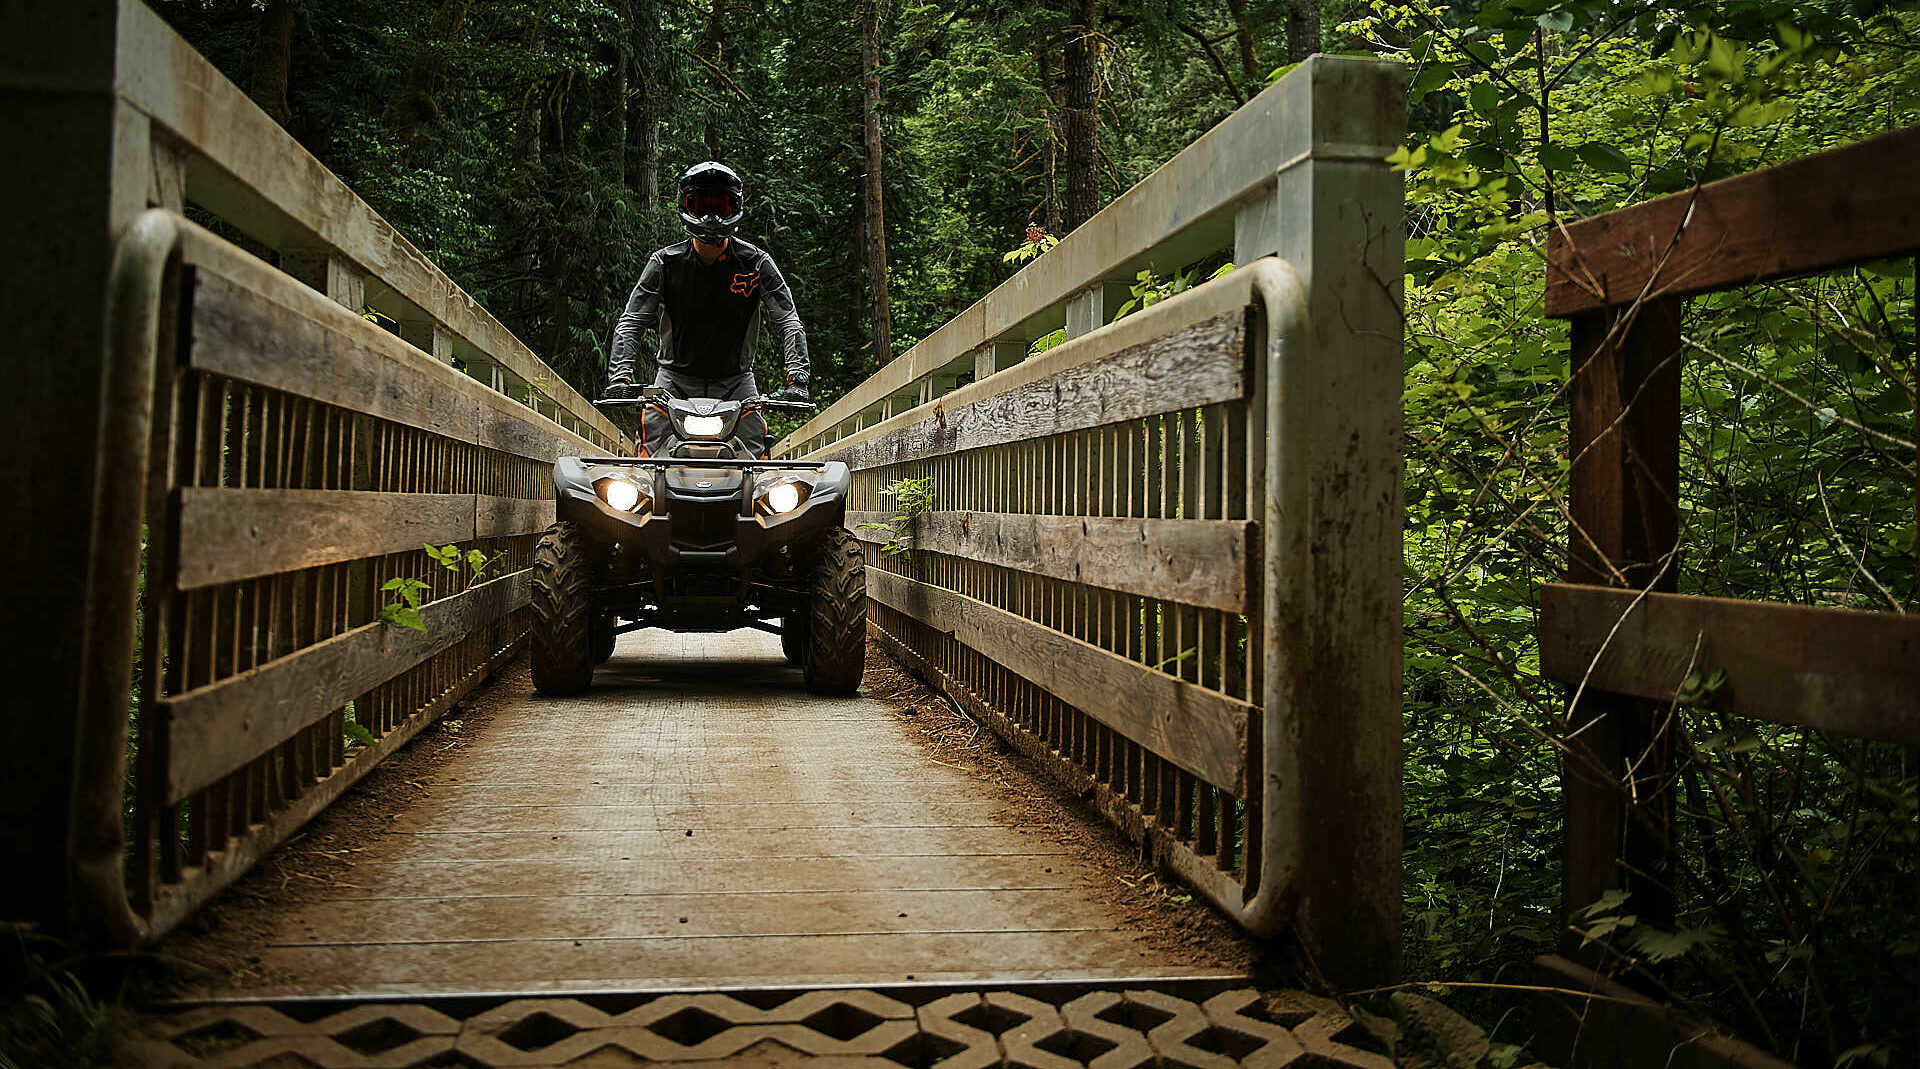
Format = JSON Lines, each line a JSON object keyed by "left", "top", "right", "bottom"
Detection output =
{"left": 1539, "top": 144, "right": 1581, "bottom": 173}
{"left": 378, "top": 604, "right": 427, "bottom": 632}
{"left": 1630, "top": 925, "right": 1715, "bottom": 962}
{"left": 1576, "top": 142, "right": 1634, "bottom": 175}
{"left": 1469, "top": 82, "right": 1501, "bottom": 116}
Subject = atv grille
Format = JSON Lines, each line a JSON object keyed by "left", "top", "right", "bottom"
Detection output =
{"left": 671, "top": 502, "right": 735, "bottom": 550}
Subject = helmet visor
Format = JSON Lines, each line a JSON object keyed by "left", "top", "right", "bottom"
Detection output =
{"left": 682, "top": 188, "right": 739, "bottom": 218}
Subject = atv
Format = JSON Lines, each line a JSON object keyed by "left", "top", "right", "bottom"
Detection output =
{"left": 530, "top": 386, "right": 865, "bottom": 696}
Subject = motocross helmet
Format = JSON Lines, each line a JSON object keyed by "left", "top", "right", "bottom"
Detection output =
{"left": 677, "top": 161, "right": 745, "bottom": 244}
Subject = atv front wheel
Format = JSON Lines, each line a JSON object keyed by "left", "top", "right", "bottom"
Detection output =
{"left": 531, "top": 521, "right": 594, "bottom": 695}
{"left": 803, "top": 527, "right": 866, "bottom": 695}
{"left": 780, "top": 614, "right": 808, "bottom": 665}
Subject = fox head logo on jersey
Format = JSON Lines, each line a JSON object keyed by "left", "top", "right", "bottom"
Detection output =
{"left": 730, "top": 272, "right": 760, "bottom": 298}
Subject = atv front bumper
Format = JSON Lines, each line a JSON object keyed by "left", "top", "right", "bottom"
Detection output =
{"left": 552, "top": 455, "right": 850, "bottom": 575}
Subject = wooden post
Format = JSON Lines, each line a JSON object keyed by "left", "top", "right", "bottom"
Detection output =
{"left": 397, "top": 317, "right": 455, "bottom": 365}
{"left": 285, "top": 252, "right": 366, "bottom": 311}
{"left": 0, "top": 0, "right": 153, "bottom": 931}
{"left": 1560, "top": 299, "right": 1684, "bottom": 954}
{"left": 1232, "top": 56, "right": 1406, "bottom": 988}
{"left": 1064, "top": 286, "right": 1104, "bottom": 338}
{"left": 974, "top": 339, "right": 1025, "bottom": 382}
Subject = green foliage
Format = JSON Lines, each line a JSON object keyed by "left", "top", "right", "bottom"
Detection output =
{"left": 0, "top": 928, "right": 115, "bottom": 1069}
{"left": 342, "top": 701, "right": 376, "bottom": 750}
{"left": 1002, "top": 229, "right": 1060, "bottom": 265}
{"left": 1366, "top": 0, "right": 1920, "bottom": 1060}
{"left": 856, "top": 476, "right": 936, "bottom": 558}
{"left": 425, "top": 542, "right": 504, "bottom": 587}
{"left": 377, "top": 577, "right": 429, "bottom": 633}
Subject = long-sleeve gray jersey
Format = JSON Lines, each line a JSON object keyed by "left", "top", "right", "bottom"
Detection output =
{"left": 607, "top": 238, "right": 810, "bottom": 386}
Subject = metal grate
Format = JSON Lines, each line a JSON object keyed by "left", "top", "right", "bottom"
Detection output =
{"left": 125, "top": 987, "right": 1394, "bottom": 1068}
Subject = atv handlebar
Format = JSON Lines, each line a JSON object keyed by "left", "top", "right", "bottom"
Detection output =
{"left": 593, "top": 394, "right": 816, "bottom": 414}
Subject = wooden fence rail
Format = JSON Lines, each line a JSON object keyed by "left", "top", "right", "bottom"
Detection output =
{"left": 3, "top": 0, "right": 626, "bottom": 945}
{"left": 777, "top": 57, "right": 1408, "bottom": 988}
{"left": 1537, "top": 126, "right": 1920, "bottom": 1056}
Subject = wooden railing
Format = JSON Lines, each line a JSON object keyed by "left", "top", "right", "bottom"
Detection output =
{"left": 776, "top": 57, "right": 1408, "bottom": 987}
{"left": 6, "top": 0, "right": 627, "bottom": 945}
{"left": 1533, "top": 127, "right": 1920, "bottom": 1063}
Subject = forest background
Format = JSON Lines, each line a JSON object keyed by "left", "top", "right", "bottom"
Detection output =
{"left": 148, "top": 0, "right": 1920, "bottom": 1065}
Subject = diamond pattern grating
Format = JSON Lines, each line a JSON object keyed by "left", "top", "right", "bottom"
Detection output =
{"left": 123, "top": 986, "right": 1394, "bottom": 1068}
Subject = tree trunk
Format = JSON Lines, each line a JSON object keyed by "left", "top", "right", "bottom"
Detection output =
{"left": 391, "top": 0, "right": 473, "bottom": 167}
{"left": 629, "top": 0, "right": 662, "bottom": 213}
{"left": 1285, "top": 0, "right": 1321, "bottom": 65}
{"left": 703, "top": 0, "right": 730, "bottom": 160}
{"left": 1226, "top": 0, "right": 1260, "bottom": 82}
{"left": 1059, "top": 0, "right": 1099, "bottom": 231}
{"left": 859, "top": 0, "right": 894, "bottom": 366}
{"left": 248, "top": 0, "right": 295, "bottom": 129}
{"left": 514, "top": 22, "right": 545, "bottom": 169}
{"left": 1038, "top": 33, "right": 1062, "bottom": 236}
{"left": 608, "top": 13, "right": 628, "bottom": 190}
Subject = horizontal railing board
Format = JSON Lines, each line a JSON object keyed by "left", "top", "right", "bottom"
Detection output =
{"left": 784, "top": 260, "right": 1272, "bottom": 461}
{"left": 176, "top": 488, "right": 554, "bottom": 590}
{"left": 848, "top": 512, "right": 1253, "bottom": 613}
{"left": 160, "top": 570, "right": 531, "bottom": 805}
{"left": 865, "top": 568, "right": 1249, "bottom": 793}
{"left": 476, "top": 495, "right": 559, "bottom": 539}
{"left": 187, "top": 264, "right": 579, "bottom": 463}
{"left": 145, "top": 641, "right": 520, "bottom": 939}
{"left": 823, "top": 309, "right": 1248, "bottom": 472}
{"left": 1545, "top": 127, "right": 1920, "bottom": 317}
{"left": 1539, "top": 584, "right": 1920, "bottom": 745}
{"left": 115, "top": 0, "right": 621, "bottom": 447}
{"left": 777, "top": 57, "right": 1404, "bottom": 453}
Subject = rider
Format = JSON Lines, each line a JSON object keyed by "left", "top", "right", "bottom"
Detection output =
{"left": 604, "top": 161, "right": 811, "bottom": 457}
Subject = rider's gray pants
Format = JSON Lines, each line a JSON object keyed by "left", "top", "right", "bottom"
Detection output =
{"left": 639, "top": 369, "right": 766, "bottom": 458}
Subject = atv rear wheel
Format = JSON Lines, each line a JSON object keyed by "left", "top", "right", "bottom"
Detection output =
{"left": 531, "top": 521, "right": 594, "bottom": 695}
{"left": 803, "top": 527, "right": 866, "bottom": 695}
{"left": 780, "top": 614, "right": 808, "bottom": 664}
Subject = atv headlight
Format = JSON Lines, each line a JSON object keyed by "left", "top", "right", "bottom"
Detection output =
{"left": 681, "top": 413, "right": 727, "bottom": 439}
{"left": 764, "top": 481, "right": 802, "bottom": 515}
{"left": 596, "top": 475, "right": 649, "bottom": 513}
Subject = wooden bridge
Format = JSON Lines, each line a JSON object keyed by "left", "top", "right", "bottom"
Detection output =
{"left": 6, "top": 3, "right": 1916, "bottom": 1068}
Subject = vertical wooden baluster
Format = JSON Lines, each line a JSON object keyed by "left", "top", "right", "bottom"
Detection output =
{"left": 1217, "top": 792, "right": 1240, "bottom": 874}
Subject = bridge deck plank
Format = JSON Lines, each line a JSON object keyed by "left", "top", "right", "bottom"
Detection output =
{"left": 194, "top": 630, "right": 1239, "bottom": 998}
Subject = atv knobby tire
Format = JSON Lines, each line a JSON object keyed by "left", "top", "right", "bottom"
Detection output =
{"left": 780, "top": 614, "right": 808, "bottom": 664}
{"left": 803, "top": 527, "right": 866, "bottom": 695}
{"left": 531, "top": 521, "right": 594, "bottom": 695}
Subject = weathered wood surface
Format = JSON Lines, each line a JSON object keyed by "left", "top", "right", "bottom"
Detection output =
{"left": 161, "top": 571, "right": 529, "bottom": 804}
{"left": 847, "top": 511, "right": 1253, "bottom": 612}
{"left": 1545, "top": 127, "right": 1920, "bottom": 317}
{"left": 1557, "top": 299, "right": 1684, "bottom": 945}
{"left": 865, "top": 569, "right": 1249, "bottom": 793}
{"left": 1540, "top": 584, "right": 1920, "bottom": 745}
{"left": 823, "top": 310, "right": 1248, "bottom": 472}
{"left": 188, "top": 269, "right": 574, "bottom": 462}
{"left": 176, "top": 489, "right": 555, "bottom": 588}
{"left": 146, "top": 641, "right": 519, "bottom": 939}
{"left": 189, "top": 630, "right": 1242, "bottom": 997}
{"left": 476, "top": 494, "right": 557, "bottom": 538}
{"left": 178, "top": 489, "right": 464, "bottom": 589}
{"left": 116, "top": 1, "right": 620, "bottom": 445}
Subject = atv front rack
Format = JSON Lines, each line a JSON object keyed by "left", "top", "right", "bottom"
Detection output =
{"left": 579, "top": 457, "right": 830, "bottom": 469}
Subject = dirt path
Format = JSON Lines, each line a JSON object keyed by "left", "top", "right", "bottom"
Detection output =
{"left": 158, "top": 629, "right": 1254, "bottom": 999}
